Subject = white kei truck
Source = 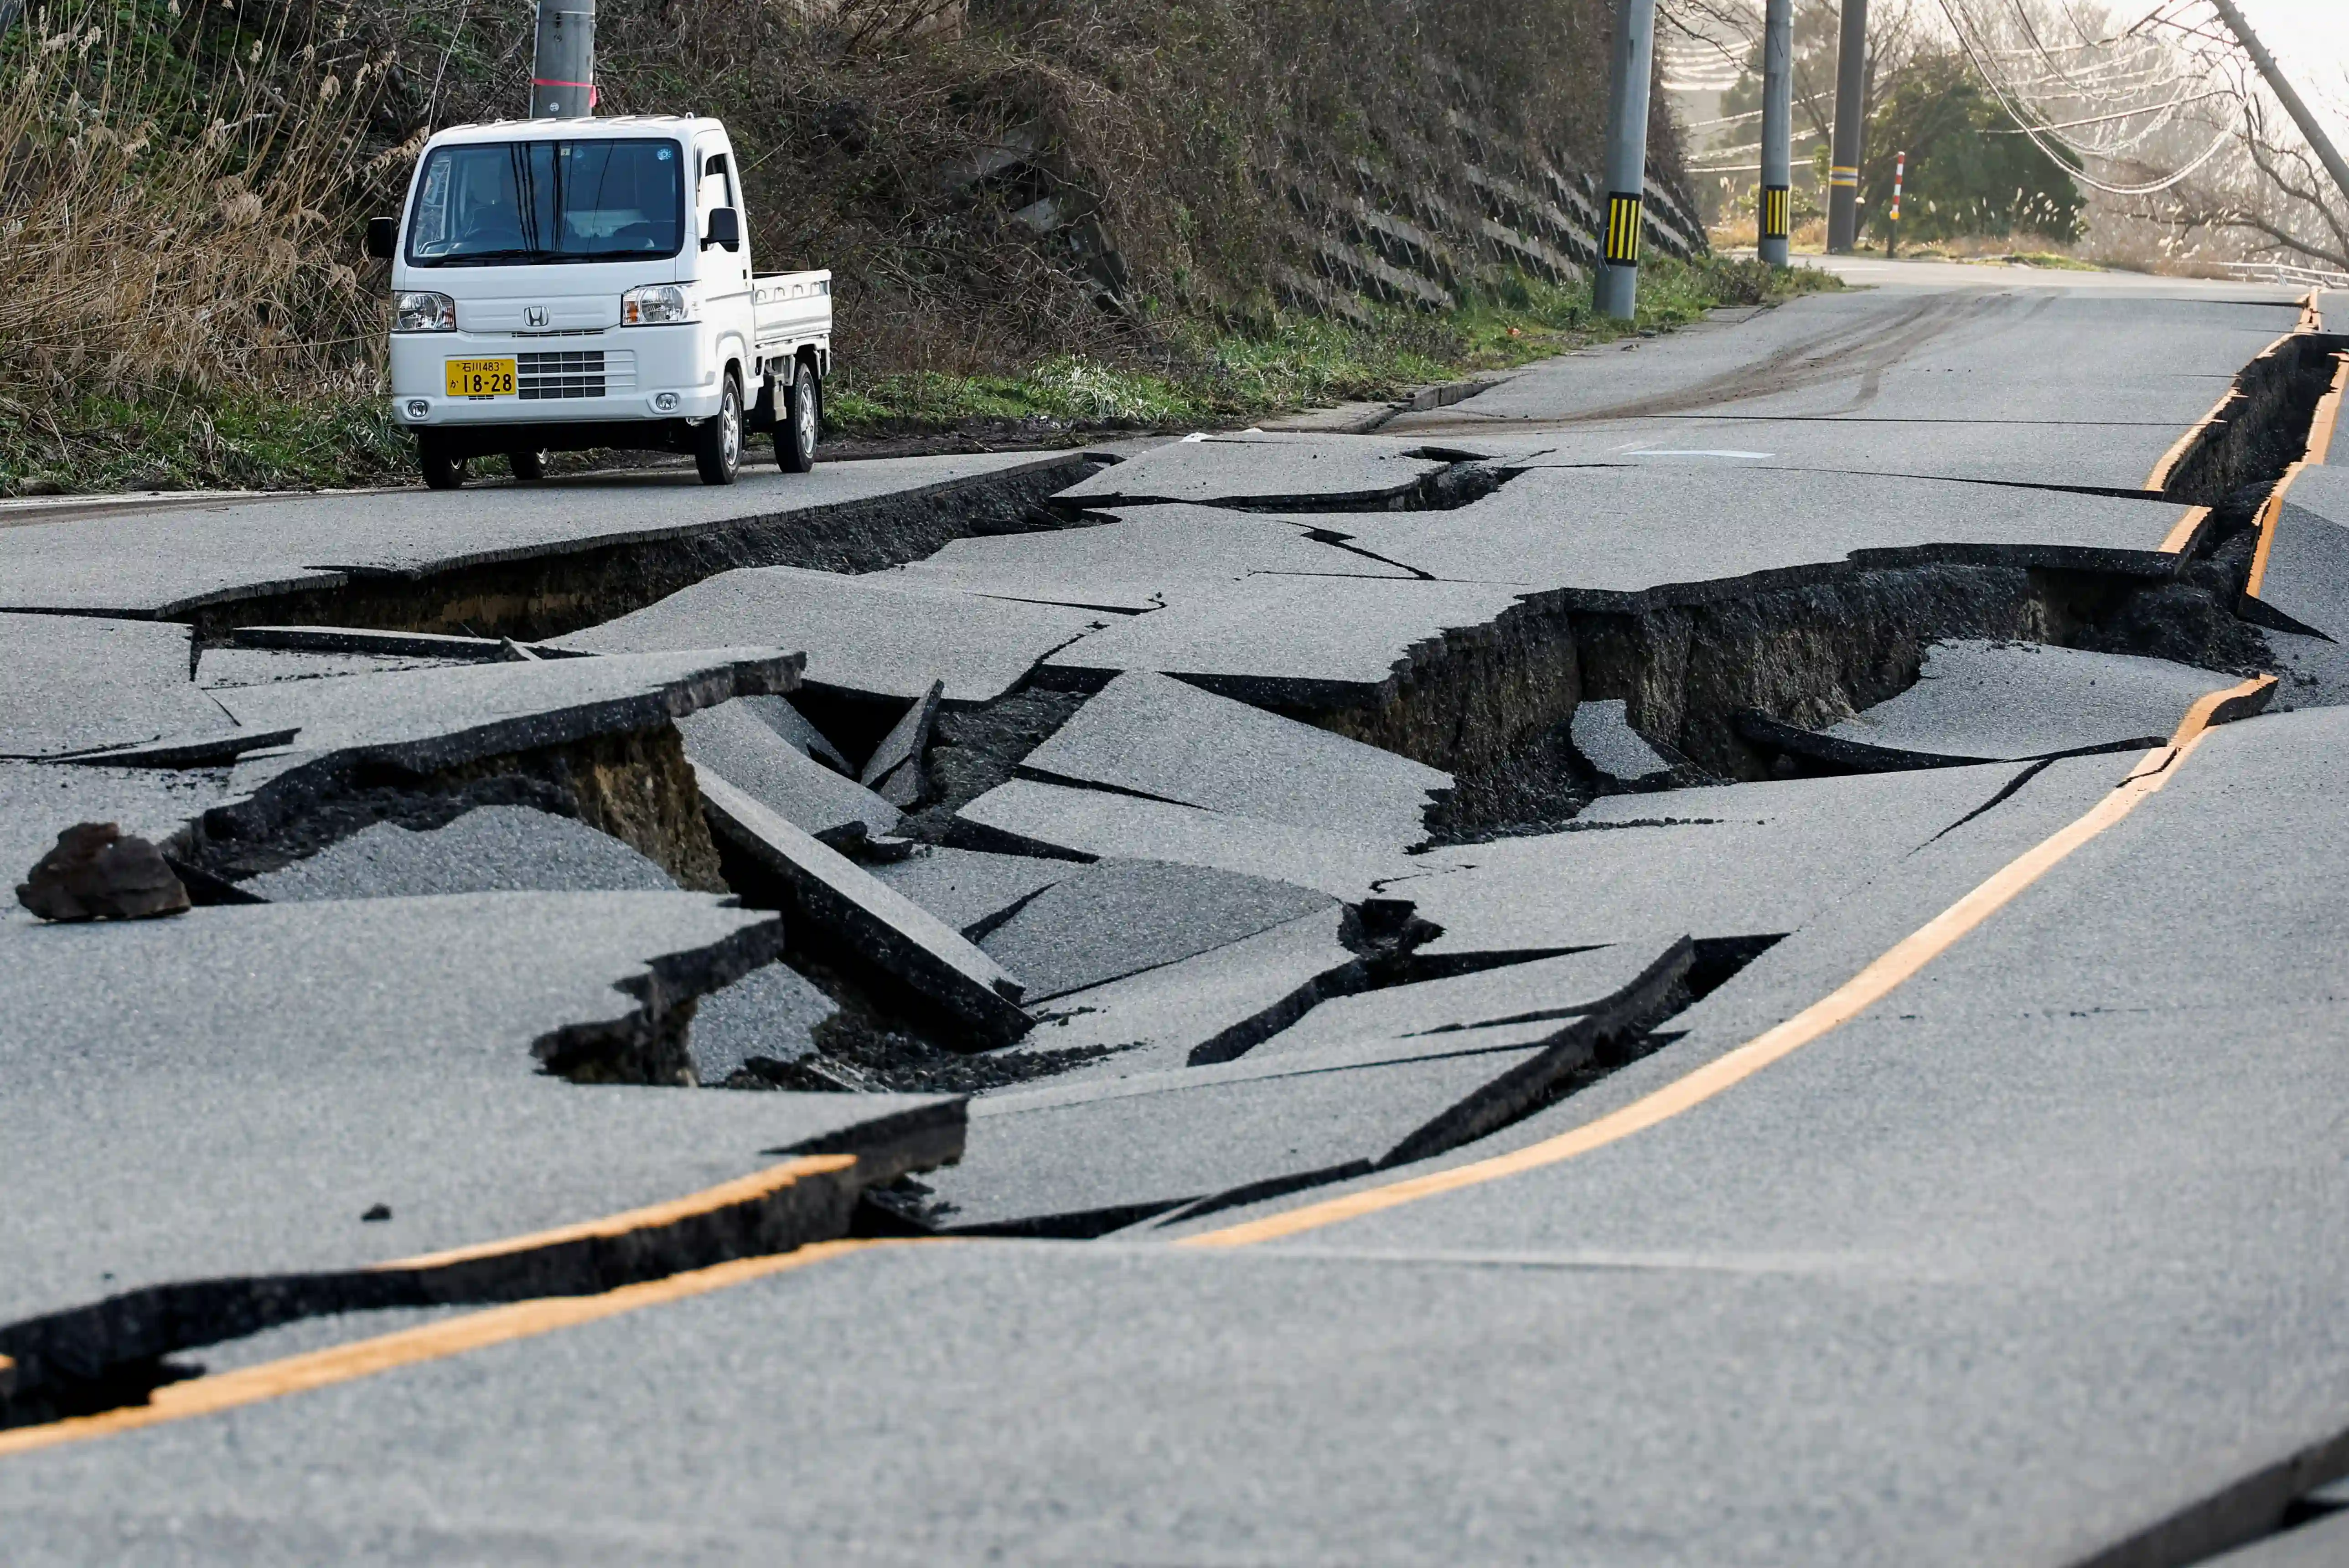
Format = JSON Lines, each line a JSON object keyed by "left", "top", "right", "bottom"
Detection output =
{"left": 365, "top": 115, "right": 831, "bottom": 489}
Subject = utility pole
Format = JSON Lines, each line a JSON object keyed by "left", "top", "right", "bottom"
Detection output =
{"left": 1595, "top": 0, "right": 1659, "bottom": 320}
{"left": 2205, "top": 0, "right": 2349, "bottom": 215}
{"left": 1826, "top": 0, "right": 1868, "bottom": 253}
{"left": 530, "top": 0, "right": 597, "bottom": 120}
{"left": 1758, "top": 0, "right": 1794, "bottom": 265}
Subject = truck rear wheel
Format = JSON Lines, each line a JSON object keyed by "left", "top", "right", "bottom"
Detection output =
{"left": 507, "top": 449, "right": 548, "bottom": 483}
{"left": 776, "top": 359, "right": 819, "bottom": 475}
{"left": 695, "top": 372, "right": 743, "bottom": 487}
{"left": 418, "top": 435, "right": 466, "bottom": 491}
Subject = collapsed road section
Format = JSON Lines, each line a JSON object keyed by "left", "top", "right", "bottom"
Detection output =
{"left": 0, "top": 290, "right": 2340, "bottom": 1433}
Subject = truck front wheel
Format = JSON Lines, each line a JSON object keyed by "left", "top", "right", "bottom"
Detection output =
{"left": 695, "top": 372, "right": 744, "bottom": 486}
{"left": 418, "top": 435, "right": 466, "bottom": 491}
{"left": 777, "top": 359, "right": 819, "bottom": 474}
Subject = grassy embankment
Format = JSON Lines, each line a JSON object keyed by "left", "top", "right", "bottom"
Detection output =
{"left": 5, "top": 259, "right": 1835, "bottom": 495}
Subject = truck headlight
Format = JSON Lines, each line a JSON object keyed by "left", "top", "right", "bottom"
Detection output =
{"left": 621, "top": 284, "right": 692, "bottom": 325}
{"left": 393, "top": 291, "right": 457, "bottom": 332}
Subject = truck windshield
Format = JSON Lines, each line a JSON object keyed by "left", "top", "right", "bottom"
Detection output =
{"left": 405, "top": 138, "right": 684, "bottom": 266}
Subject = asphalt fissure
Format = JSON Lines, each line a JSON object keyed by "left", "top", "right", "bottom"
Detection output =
{"left": 1366, "top": 556, "right": 2264, "bottom": 843}
{"left": 181, "top": 457, "right": 1103, "bottom": 647}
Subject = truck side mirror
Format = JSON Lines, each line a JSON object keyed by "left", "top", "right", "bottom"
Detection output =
{"left": 703, "top": 207, "right": 740, "bottom": 253}
{"left": 365, "top": 217, "right": 398, "bottom": 260}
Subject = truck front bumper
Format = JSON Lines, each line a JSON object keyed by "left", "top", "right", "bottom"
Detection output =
{"left": 387, "top": 325, "right": 725, "bottom": 429}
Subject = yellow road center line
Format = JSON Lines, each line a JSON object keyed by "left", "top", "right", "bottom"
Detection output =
{"left": 2306, "top": 352, "right": 2349, "bottom": 468}
{"left": 0, "top": 1241, "right": 912, "bottom": 1461}
{"left": 2246, "top": 463, "right": 2304, "bottom": 601}
{"left": 1181, "top": 675, "right": 2277, "bottom": 1250}
{"left": 2159, "top": 505, "right": 2211, "bottom": 555}
{"left": 376, "top": 1154, "right": 857, "bottom": 1270}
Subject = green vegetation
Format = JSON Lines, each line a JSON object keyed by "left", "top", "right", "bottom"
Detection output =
{"left": 829, "top": 256, "right": 1839, "bottom": 439}
{"left": 0, "top": 394, "right": 413, "bottom": 498}
{"left": 1862, "top": 54, "right": 2086, "bottom": 246}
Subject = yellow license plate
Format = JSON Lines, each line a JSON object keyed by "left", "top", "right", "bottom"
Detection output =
{"left": 445, "top": 358, "right": 517, "bottom": 398}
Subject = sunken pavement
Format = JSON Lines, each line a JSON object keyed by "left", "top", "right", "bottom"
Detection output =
{"left": 6, "top": 276, "right": 2349, "bottom": 1567}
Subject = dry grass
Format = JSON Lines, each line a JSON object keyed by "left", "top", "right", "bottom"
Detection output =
{"left": 0, "top": 2, "right": 390, "bottom": 407}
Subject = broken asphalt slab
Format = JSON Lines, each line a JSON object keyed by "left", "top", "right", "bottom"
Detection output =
{"left": 693, "top": 764, "right": 1034, "bottom": 1046}
{"left": 1406, "top": 763, "right": 2032, "bottom": 959}
{"left": 2256, "top": 467, "right": 2349, "bottom": 641}
{"left": 885, "top": 505, "right": 1417, "bottom": 614}
{"left": 1053, "top": 432, "right": 1475, "bottom": 510}
{"left": 0, "top": 890, "right": 960, "bottom": 1403}
{"left": 919, "top": 938, "right": 1687, "bottom": 1237}
{"left": 869, "top": 845, "right": 1081, "bottom": 938}
{"left": 103, "top": 646, "right": 802, "bottom": 774}
{"left": 675, "top": 699, "right": 901, "bottom": 847}
{"left": 860, "top": 679, "right": 943, "bottom": 807}
{"left": 71, "top": 648, "right": 801, "bottom": 892}
{"left": 240, "top": 805, "right": 679, "bottom": 902}
{"left": 0, "top": 614, "right": 235, "bottom": 761}
{"left": 975, "top": 858, "right": 1333, "bottom": 1001}
{"left": 913, "top": 1037, "right": 1557, "bottom": 1235}
{"left": 1247, "top": 935, "right": 1694, "bottom": 1060}
{"left": 556, "top": 565, "right": 1098, "bottom": 706}
{"left": 687, "top": 960, "right": 845, "bottom": 1088}
{"left": 0, "top": 451, "right": 1079, "bottom": 619}
{"left": 1042, "top": 575, "right": 1531, "bottom": 711}
{"left": 1319, "top": 464, "right": 2200, "bottom": 595}
{"left": 1741, "top": 639, "right": 2241, "bottom": 771}
{"left": 957, "top": 777, "right": 1437, "bottom": 901}
{"left": 736, "top": 693, "right": 854, "bottom": 773}
{"left": 1008, "top": 906, "right": 1361, "bottom": 1080}
{"left": 1571, "top": 697, "right": 1676, "bottom": 783}
{"left": 1019, "top": 670, "right": 1450, "bottom": 845}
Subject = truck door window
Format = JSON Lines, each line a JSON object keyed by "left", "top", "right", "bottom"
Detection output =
{"left": 406, "top": 138, "right": 686, "bottom": 265}
{"left": 698, "top": 152, "right": 735, "bottom": 215}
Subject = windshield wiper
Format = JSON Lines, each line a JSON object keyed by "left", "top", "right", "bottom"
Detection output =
{"left": 424, "top": 248, "right": 649, "bottom": 267}
{"left": 426, "top": 248, "right": 543, "bottom": 266}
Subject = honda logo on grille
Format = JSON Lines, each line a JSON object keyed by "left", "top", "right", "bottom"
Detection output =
{"left": 524, "top": 306, "right": 549, "bottom": 328}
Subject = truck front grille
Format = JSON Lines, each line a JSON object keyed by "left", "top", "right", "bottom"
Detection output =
{"left": 518, "top": 351, "right": 606, "bottom": 400}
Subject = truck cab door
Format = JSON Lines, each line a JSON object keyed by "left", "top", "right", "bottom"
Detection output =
{"left": 695, "top": 144, "right": 751, "bottom": 296}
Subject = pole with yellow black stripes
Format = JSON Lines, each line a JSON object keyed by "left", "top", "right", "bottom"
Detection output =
{"left": 1594, "top": 0, "right": 1658, "bottom": 320}
{"left": 1758, "top": 0, "right": 1792, "bottom": 267}
{"left": 1826, "top": 0, "right": 1868, "bottom": 253}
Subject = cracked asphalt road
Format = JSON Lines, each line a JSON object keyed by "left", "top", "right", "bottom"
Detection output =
{"left": 4, "top": 261, "right": 2349, "bottom": 1567}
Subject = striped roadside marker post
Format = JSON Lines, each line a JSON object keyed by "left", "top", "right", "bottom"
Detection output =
{"left": 1886, "top": 150, "right": 1905, "bottom": 257}
{"left": 1595, "top": 0, "right": 1659, "bottom": 320}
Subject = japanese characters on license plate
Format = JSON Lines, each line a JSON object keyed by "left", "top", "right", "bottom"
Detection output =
{"left": 445, "top": 358, "right": 517, "bottom": 398}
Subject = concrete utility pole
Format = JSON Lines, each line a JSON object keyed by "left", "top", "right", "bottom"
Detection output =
{"left": 530, "top": 0, "right": 597, "bottom": 120}
{"left": 1826, "top": 0, "right": 1868, "bottom": 253}
{"left": 1596, "top": 0, "right": 1660, "bottom": 319}
{"left": 1758, "top": 0, "right": 1794, "bottom": 265}
{"left": 2205, "top": 0, "right": 2349, "bottom": 215}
